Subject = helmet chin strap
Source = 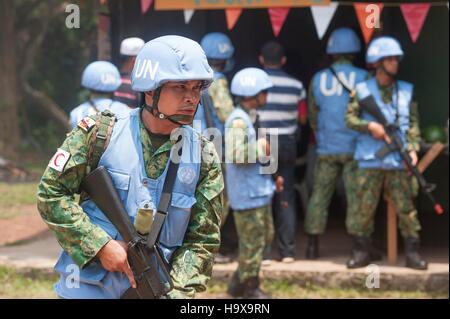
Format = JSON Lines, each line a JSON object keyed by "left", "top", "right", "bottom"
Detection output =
{"left": 142, "top": 87, "right": 198, "bottom": 126}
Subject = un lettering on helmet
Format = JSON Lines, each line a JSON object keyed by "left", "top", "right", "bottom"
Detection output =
{"left": 134, "top": 59, "right": 160, "bottom": 80}
{"left": 218, "top": 43, "right": 232, "bottom": 54}
{"left": 240, "top": 76, "right": 257, "bottom": 87}
{"left": 367, "top": 45, "right": 380, "bottom": 57}
{"left": 101, "top": 73, "right": 120, "bottom": 85}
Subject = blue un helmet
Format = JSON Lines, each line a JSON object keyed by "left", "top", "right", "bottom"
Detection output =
{"left": 81, "top": 61, "right": 121, "bottom": 92}
{"left": 131, "top": 35, "right": 213, "bottom": 92}
{"left": 366, "top": 36, "right": 404, "bottom": 64}
{"left": 231, "top": 68, "right": 273, "bottom": 98}
{"left": 131, "top": 35, "right": 214, "bottom": 124}
{"left": 326, "top": 27, "right": 361, "bottom": 55}
{"left": 201, "top": 32, "right": 235, "bottom": 73}
{"left": 200, "top": 32, "right": 235, "bottom": 60}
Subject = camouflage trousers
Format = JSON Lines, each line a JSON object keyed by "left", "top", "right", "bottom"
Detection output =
{"left": 221, "top": 164, "right": 230, "bottom": 227}
{"left": 304, "top": 154, "right": 357, "bottom": 235}
{"left": 346, "top": 167, "right": 421, "bottom": 239}
{"left": 234, "top": 205, "right": 274, "bottom": 282}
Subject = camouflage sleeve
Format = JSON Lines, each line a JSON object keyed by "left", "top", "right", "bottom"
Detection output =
{"left": 406, "top": 101, "right": 421, "bottom": 152}
{"left": 307, "top": 78, "right": 318, "bottom": 131}
{"left": 224, "top": 118, "right": 266, "bottom": 164}
{"left": 345, "top": 96, "right": 371, "bottom": 133}
{"left": 167, "top": 138, "right": 224, "bottom": 299}
{"left": 208, "top": 78, "right": 234, "bottom": 123}
{"left": 36, "top": 120, "right": 111, "bottom": 268}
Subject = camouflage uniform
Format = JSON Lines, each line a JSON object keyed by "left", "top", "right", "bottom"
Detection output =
{"left": 36, "top": 111, "right": 224, "bottom": 299}
{"left": 305, "top": 61, "right": 361, "bottom": 235}
{"left": 304, "top": 154, "right": 357, "bottom": 235}
{"left": 234, "top": 206, "right": 274, "bottom": 281}
{"left": 208, "top": 76, "right": 234, "bottom": 225}
{"left": 345, "top": 83, "right": 421, "bottom": 238}
{"left": 208, "top": 76, "right": 234, "bottom": 124}
{"left": 226, "top": 111, "right": 274, "bottom": 282}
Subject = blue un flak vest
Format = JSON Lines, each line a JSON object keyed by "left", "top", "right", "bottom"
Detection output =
{"left": 69, "top": 98, "right": 130, "bottom": 129}
{"left": 225, "top": 107, "right": 275, "bottom": 211}
{"left": 54, "top": 108, "right": 201, "bottom": 299}
{"left": 312, "top": 63, "right": 368, "bottom": 155}
{"left": 194, "top": 72, "right": 226, "bottom": 137}
{"left": 354, "top": 78, "right": 413, "bottom": 170}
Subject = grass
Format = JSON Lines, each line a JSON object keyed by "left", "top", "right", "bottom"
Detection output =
{"left": 0, "top": 182, "right": 39, "bottom": 220}
{"left": 0, "top": 266, "right": 58, "bottom": 299}
{"left": 0, "top": 266, "right": 447, "bottom": 299}
{"left": 0, "top": 182, "right": 38, "bottom": 207}
{"left": 203, "top": 278, "right": 449, "bottom": 299}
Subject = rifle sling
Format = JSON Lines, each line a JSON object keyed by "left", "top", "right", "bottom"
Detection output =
{"left": 146, "top": 146, "right": 182, "bottom": 249}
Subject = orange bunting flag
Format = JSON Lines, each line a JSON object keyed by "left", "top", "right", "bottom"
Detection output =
{"left": 354, "top": 3, "right": 384, "bottom": 44}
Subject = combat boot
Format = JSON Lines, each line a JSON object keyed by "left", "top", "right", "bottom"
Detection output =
{"left": 347, "top": 236, "right": 371, "bottom": 269}
{"left": 242, "top": 277, "right": 270, "bottom": 299}
{"left": 368, "top": 240, "right": 383, "bottom": 262}
{"left": 305, "top": 235, "right": 319, "bottom": 259}
{"left": 404, "top": 237, "right": 428, "bottom": 270}
{"left": 227, "top": 271, "right": 244, "bottom": 297}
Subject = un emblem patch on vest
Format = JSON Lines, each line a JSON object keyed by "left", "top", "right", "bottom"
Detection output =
{"left": 177, "top": 167, "right": 196, "bottom": 185}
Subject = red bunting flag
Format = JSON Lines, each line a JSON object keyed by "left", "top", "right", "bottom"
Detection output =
{"left": 400, "top": 3, "right": 431, "bottom": 43}
{"left": 225, "top": 9, "right": 243, "bottom": 30}
{"left": 141, "top": 0, "right": 154, "bottom": 15}
{"left": 354, "top": 3, "right": 384, "bottom": 44}
{"left": 268, "top": 8, "right": 290, "bottom": 37}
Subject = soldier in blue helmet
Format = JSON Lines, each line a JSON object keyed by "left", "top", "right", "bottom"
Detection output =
{"left": 305, "top": 28, "right": 369, "bottom": 260}
{"left": 345, "top": 36, "right": 427, "bottom": 270}
{"left": 114, "top": 37, "right": 145, "bottom": 109}
{"left": 37, "top": 35, "right": 224, "bottom": 298}
{"left": 196, "top": 32, "right": 236, "bottom": 263}
{"left": 195, "top": 32, "right": 235, "bottom": 138}
{"left": 225, "top": 67, "right": 284, "bottom": 299}
{"left": 69, "top": 61, "right": 129, "bottom": 128}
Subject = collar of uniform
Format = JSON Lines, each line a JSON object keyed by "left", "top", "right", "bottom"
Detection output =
{"left": 238, "top": 104, "right": 258, "bottom": 123}
{"left": 332, "top": 57, "right": 353, "bottom": 66}
{"left": 138, "top": 111, "right": 175, "bottom": 156}
{"left": 238, "top": 104, "right": 251, "bottom": 114}
{"left": 264, "top": 67, "right": 284, "bottom": 75}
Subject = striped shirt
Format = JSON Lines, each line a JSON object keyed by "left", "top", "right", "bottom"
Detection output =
{"left": 258, "top": 68, "right": 306, "bottom": 135}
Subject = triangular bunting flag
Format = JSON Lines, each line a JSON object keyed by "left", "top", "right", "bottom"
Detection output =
{"left": 225, "top": 9, "right": 243, "bottom": 30}
{"left": 354, "top": 3, "right": 384, "bottom": 44}
{"left": 311, "top": 2, "right": 339, "bottom": 40}
{"left": 184, "top": 9, "right": 195, "bottom": 24}
{"left": 140, "top": 0, "right": 153, "bottom": 15}
{"left": 400, "top": 3, "right": 431, "bottom": 43}
{"left": 268, "top": 8, "right": 290, "bottom": 37}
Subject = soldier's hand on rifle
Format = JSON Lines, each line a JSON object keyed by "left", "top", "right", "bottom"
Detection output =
{"left": 368, "top": 121, "right": 392, "bottom": 144}
{"left": 408, "top": 150, "right": 418, "bottom": 167}
{"left": 97, "top": 239, "right": 137, "bottom": 288}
